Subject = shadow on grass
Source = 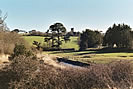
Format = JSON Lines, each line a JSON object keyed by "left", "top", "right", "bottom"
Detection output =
{"left": 77, "top": 48, "right": 133, "bottom": 55}
{"left": 47, "top": 48, "right": 133, "bottom": 56}
{"left": 48, "top": 50, "right": 79, "bottom": 54}
{"left": 96, "top": 48, "right": 133, "bottom": 53}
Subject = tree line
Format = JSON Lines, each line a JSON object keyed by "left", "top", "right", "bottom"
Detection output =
{"left": 1, "top": 12, "right": 133, "bottom": 51}
{"left": 79, "top": 23, "right": 133, "bottom": 50}
{"left": 31, "top": 22, "right": 133, "bottom": 51}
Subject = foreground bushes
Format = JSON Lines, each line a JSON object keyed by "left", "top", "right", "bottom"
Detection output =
{"left": 0, "top": 53, "right": 133, "bottom": 89}
{"left": 0, "top": 31, "right": 27, "bottom": 54}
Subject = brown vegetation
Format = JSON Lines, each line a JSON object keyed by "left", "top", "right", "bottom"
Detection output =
{"left": 0, "top": 42, "right": 132, "bottom": 89}
{"left": 0, "top": 53, "right": 132, "bottom": 89}
{"left": 0, "top": 31, "right": 28, "bottom": 54}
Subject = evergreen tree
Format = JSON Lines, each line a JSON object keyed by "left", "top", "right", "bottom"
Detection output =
{"left": 45, "top": 22, "right": 67, "bottom": 49}
{"left": 103, "top": 24, "right": 132, "bottom": 48}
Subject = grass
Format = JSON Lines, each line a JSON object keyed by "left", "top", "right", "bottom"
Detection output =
{"left": 23, "top": 36, "right": 44, "bottom": 46}
{"left": 43, "top": 51, "right": 133, "bottom": 64}
{"left": 61, "top": 37, "right": 79, "bottom": 50}
{"left": 23, "top": 36, "right": 79, "bottom": 50}
{"left": 23, "top": 36, "right": 133, "bottom": 64}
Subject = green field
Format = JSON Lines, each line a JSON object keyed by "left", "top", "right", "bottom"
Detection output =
{"left": 23, "top": 36, "right": 133, "bottom": 64}
{"left": 23, "top": 36, "right": 79, "bottom": 50}
{"left": 23, "top": 36, "right": 44, "bottom": 46}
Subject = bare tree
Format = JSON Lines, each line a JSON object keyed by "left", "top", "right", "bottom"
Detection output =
{"left": 0, "top": 10, "right": 9, "bottom": 31}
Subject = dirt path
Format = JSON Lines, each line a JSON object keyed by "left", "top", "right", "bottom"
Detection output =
{"left": 37, "top": 53, "right": 90, "bottom": 69}
{"left": 0, "top": 54, "right": 10, "bottom": 69}
{"left": 0, "top": 54, "right": 9, "bottom": 63}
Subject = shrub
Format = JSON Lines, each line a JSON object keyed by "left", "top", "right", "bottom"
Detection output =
{"left": 13, "top": 44, "right": 26, "bottom": 56}
{"left": 10, "top": 44, "right": 34, "bottom": 60}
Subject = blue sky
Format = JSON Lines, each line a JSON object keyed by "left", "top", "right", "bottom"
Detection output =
{"left": 1, "top": 0, "right": 133, "bottom": 32}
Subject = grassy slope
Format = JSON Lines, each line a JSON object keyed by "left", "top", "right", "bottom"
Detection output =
{"left": 23, "top": 36, "right": 44, "bottom": 46}
{"left": 23, "top": 36, "right": 133, "bottom": 64}
{"left": 23, "top": 36, "right": 79, "bottom": 50}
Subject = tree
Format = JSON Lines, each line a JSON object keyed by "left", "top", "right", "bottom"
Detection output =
{"left": 44, "top": 37, "right": 51, "bottom": 48}
{"left": 103, "top": 23, "right": 132, "bottom": 48}
{"left": 63, "top": 34, "right": 70, "bottom": 43}
{"left": 45, "top": 22, "right": 67, "bottom": 49}
{"left": 12, "top": 29, "right": 19, "bottom": 33}
{"left": 0, "top": 10, "right": 9, "bottom": 31}
{"left": 33, "top": 41, "right": 41, "bottom": 50}
{"left": 79, "top": 29, "right": 103, "bottom": 50}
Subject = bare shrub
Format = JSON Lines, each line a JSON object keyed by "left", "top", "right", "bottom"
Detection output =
{"left": 84, "top": 60, "right": 133, "bottom": 89}
{"left": 109, "top": 60, "right": 133, "bottom": 89}
{"left": 9, "top": 64, "right": 91, "bottom": 89}
{"left": 0, "top": 31, "right": 28, "bottom": 54}
{"left": 8, "top": 55, "right": 39, "bottom": 89}
{"left": 86, "top": 64, "right": 114, "bottom": 89}
{"left": 0, "top": 53, "right": 132, "bottom": 89}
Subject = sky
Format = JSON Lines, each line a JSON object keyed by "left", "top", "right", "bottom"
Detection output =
{"left": 0, "top": 0, "right": 133, "bottom": 32}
